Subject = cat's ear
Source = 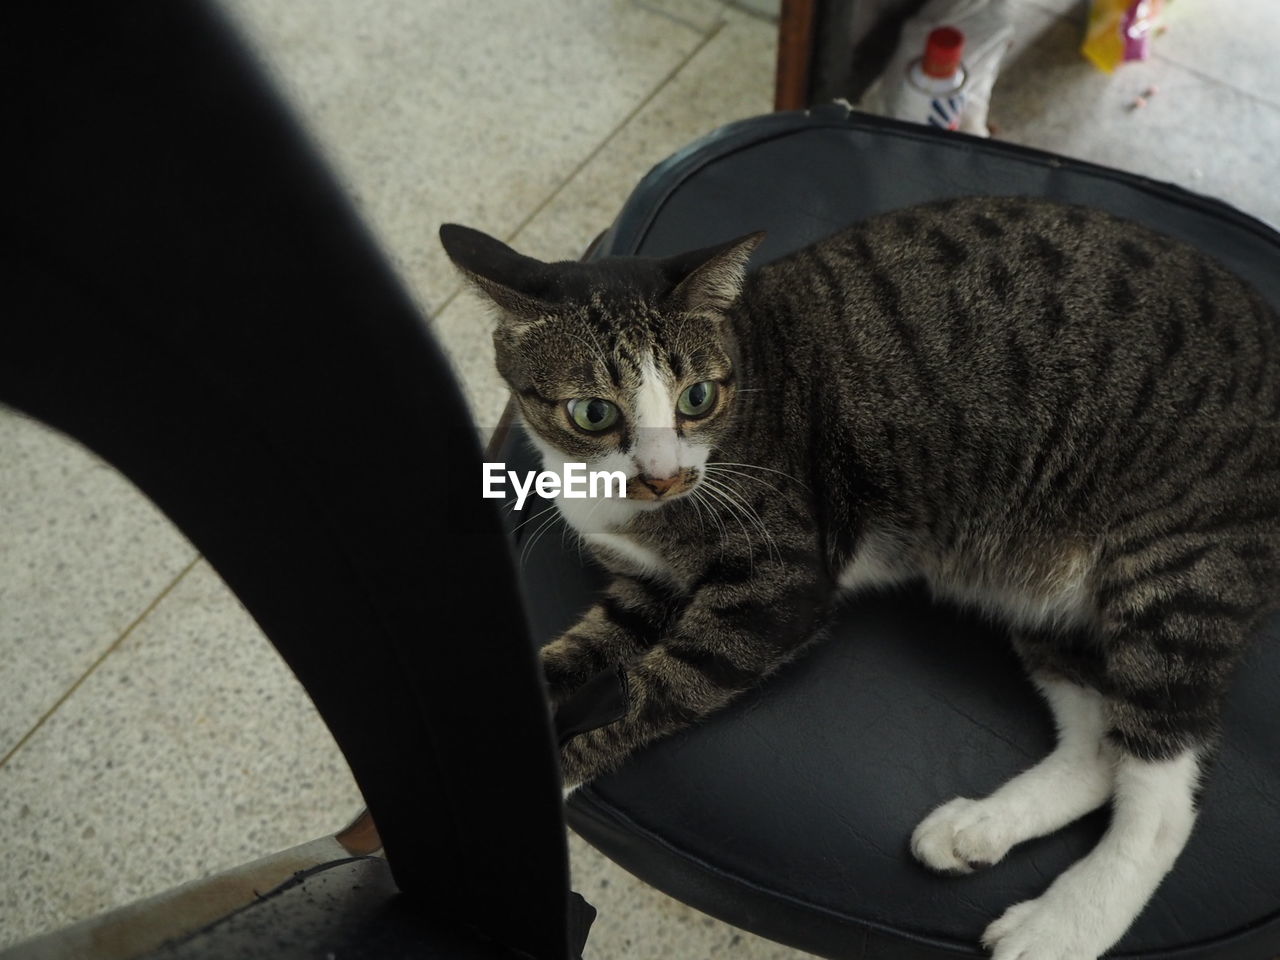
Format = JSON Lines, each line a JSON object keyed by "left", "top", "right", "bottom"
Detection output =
{"left": 665, "top": 231, "right": 765, "bottom": 313}
{"left": 439, "top": 223, "right": 554, "bottom": 321}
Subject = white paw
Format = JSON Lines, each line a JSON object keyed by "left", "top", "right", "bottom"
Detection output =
{"left": 911, "top": 797, "right": 1019, "bottom": 874}
{"left": 983, "top": 894, "right": 1104, "bottom": 960}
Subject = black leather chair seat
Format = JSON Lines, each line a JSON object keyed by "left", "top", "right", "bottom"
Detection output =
{"left": 500, "top": 109, "right": 1280, "bottom": 959}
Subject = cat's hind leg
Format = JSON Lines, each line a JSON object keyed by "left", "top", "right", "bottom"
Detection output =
{"left": 982, "top": 745, "right": 1201, "bottom": 960}
{"left": 911, "top": 672, "right": 1116, "bottom": 874}
{"left": 982, "top": 540, "right": 1260, "bottom": 960}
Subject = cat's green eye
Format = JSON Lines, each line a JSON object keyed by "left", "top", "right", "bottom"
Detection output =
{"left": 677, "top": 381, "right": 719, "bottom": 418}
{"left": 568, "top": 397, "right": 619, "bottom": 432}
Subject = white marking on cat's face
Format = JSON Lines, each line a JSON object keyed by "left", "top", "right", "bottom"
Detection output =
{"left": 628, "top": 355, "right": 711, "bottom": 488}
{"left": 524, "top": 429, "right": 639, "bottom": 532}
{"left": 520, "top": 430, "right": 680, "bottom": 584}
{"left": 631, "top": 358, "right": 680, "bottom": 480}
{"left": 518, "top": 353, "right": 715, "bottom": 537}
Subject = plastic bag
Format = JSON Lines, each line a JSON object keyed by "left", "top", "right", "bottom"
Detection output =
{"left": 860, "top": 0, "right": 1013, "bottom": 138}
{"left": 1081, "top": 0, "right": 1165, "bottom": 72}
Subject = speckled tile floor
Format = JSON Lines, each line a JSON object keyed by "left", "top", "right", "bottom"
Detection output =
{"left": 3, "top": 0, "right": 1279, "bottom": 955}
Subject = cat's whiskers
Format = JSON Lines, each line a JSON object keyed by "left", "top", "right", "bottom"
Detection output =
{"left": 695, "top": 477, "right": 760, "bottom": 571}
{"left": 699, "top": 474, "right": 781, "bottom": 564}
{"left": 704, "top": 468, "right": 786, "bottom": 561}
{"left": 704, "top": 464, "right": 782, "bottom": 497}
{"left": 697, "top": 488, "right": 751, "bottom": 570}
{"left": 710, "top": 460, "right": 808, "bottom": 490}
{"left": 569, "top": 494, "right": 613, "bottom": 563}
{"left": 520, "top": 504, "right": 566, "bottom": 569}
{"left": 510, "top": 500, "right": 558, "bottom": 536}
{"left": 683, "top": 487, "right": 708, "bottom": 540}
{"left": 523, "top": 518, "right": 563, "bottom": 568}
{"left": 703, "top": 468, "right": 786, "bottom": 561}
{"left": 517, "top": 505, "right": 558, "bottom": 564}
{"left": 688, "top": 486, "right": 728, "bottom": 556}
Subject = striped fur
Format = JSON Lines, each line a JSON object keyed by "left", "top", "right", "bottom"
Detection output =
{"left": 442, "top": 197, "right": 1280, "bottom": 958}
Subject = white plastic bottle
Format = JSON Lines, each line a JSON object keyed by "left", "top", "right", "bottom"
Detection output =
{"left": 886, "top": 26, "right": 968, "bottom": 131}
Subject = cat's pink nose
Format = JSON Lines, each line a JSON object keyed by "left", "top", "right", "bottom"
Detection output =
{"left": 641, "top": 474, "right": 680, "bottom": 496}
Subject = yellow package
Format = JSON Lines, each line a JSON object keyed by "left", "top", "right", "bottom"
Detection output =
{"left": 1082, "top": 0, "right": 1164, "bottom": 73}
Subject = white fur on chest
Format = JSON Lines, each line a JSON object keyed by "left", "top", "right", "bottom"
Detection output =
{"left": 840, "top": 529, "right": 1097, "bottom": 632}
{"left": 934, "top": 537, "right": 1097, "bottom": 631}
{"left": 838, "top": 528, "right": 913, "bottom": 593}
{"left": 933, "top": 571, "right": 1095, "bottom": 631}
{"left": 583, "top": 532, "right": 677, "bottom": 583}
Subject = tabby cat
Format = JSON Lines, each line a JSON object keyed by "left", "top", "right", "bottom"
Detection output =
{"left": 440, "top": 195, "right": 1280, "bottom": 960}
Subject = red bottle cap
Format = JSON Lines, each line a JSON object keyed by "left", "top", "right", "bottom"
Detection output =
{"left": 922, "top": 26, "right": 965, "bottom": 79}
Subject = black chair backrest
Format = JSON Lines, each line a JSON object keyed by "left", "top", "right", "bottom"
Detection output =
{"left": 1, "top": 4, "right": 572, "bottom": 957}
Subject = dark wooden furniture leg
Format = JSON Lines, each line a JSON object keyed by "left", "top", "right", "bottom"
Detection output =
{"left": 775, "top": 0, "right": 818, "bottom": 110}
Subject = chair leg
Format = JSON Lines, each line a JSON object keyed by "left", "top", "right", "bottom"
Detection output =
{"left": 775, "top": 0, "right": 817, "bottom": 110}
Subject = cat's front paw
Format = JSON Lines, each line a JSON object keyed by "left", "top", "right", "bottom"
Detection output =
{"left": 539, "top": 639, "right": 579, "bottom": 704}
{"left": 983, "top": 895, "right": 1104, "bottom": 960}
{"left": 911, "top": 797, "right": 1018, "bottom": 874}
